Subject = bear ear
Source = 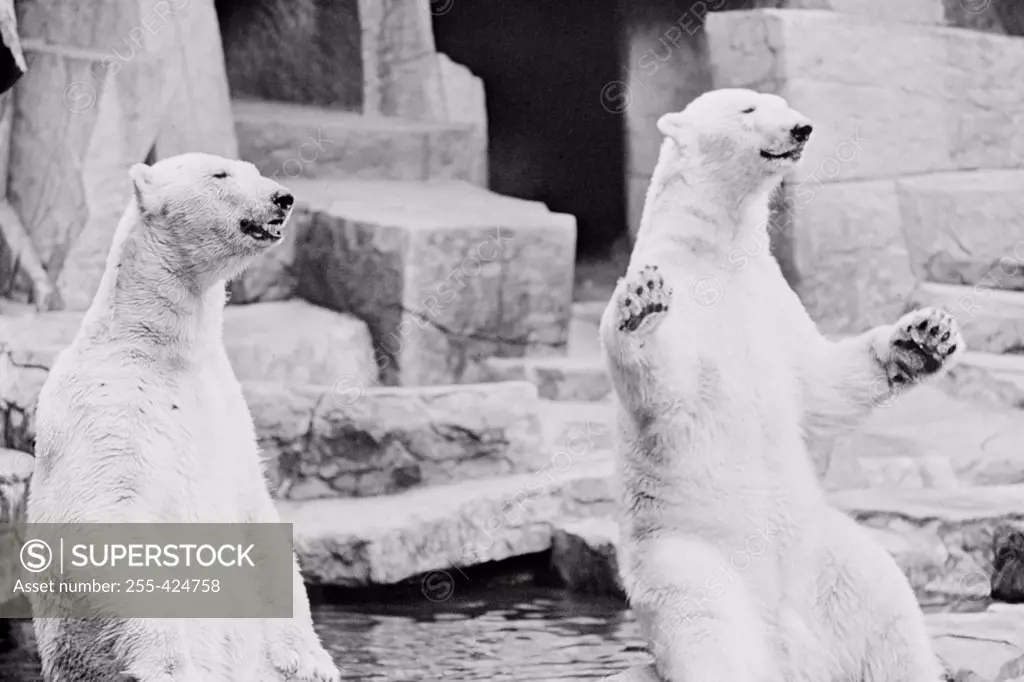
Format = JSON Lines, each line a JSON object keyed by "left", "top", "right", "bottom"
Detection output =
{"left": 656, "top": 111, "right": 694, "bottom": 149}
{"left": 129, "top": 163, "right": 156, "bottom": 213}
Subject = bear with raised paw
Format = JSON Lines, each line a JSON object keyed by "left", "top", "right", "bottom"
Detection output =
{"left": 29, "top": 154, "right": 339, "bottom": 682}
{"left": 600, "top": 89, "right": 963, "bottom": 682}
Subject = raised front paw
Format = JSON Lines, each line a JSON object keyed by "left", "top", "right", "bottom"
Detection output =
{"left": 266, "top": 623, "right": 340, "bottom": 682}
{"left": 884, "top": 307, "right": 964, "bottom": 387}
{"left": 616, "top": 265, "right": 672, "bottom": 334}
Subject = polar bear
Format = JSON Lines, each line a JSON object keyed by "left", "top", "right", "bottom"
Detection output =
{"left": 28, "top": 153, "right": 339, "bottom": 681}
{"left": 600, "top": 89, "right": 962, "bottom": 682}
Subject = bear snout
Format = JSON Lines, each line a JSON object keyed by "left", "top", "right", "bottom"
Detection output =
{"left": 271, "top": 191, "right": 294, "bottom": 211}
{"left": 790, "top": 123, "right": 813, "bottom": 143}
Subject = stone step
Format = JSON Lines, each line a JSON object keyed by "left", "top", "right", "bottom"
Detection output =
{"left": 235, "top": 177, "right": 577, "bottom": 386}
{"left": 550, "top": 483, "right": 1024, "bottom": 609}
{"left": 0, "top": 377, "right": 549, "bottom": 501}
{"left": 898, "top": 170, "right": 1024, "bottom": 292}
{"left": 280, "top": 454, "right": 617, "bottom": 587}
{"left": 253, "top": 380, "right": 546, "bottom": 499}
{"left": 539, "top": 400, "right": 616, "bottom": 455}
{"left": 0, "top": 300, "right": 376, "bottom": 451}
{"left": 482, "top": 355, "right": 612, "bottom": 402}
{"left": 909, "top": 281, "right": 1024, "bottom": 355}
{"left": 937, "top": 350, "right": 1024, "bottom": 411}
{"left": 821, "top": 385, "right": 1024, "bottom": 490}
{"left": 233, "top": 99, "right": 484, "bottom": 184}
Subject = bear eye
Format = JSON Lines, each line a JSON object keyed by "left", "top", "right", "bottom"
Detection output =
{"left": 741, "top": 106, "right": 756, "bottom": 114}
{"left": 212, "top": 171, "right": 229, "bottom": 179}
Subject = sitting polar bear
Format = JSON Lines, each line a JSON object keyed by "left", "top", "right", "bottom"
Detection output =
{"left": 29, "top": 154, "right": 339, "bottom": 681}
{"left": 600, "top": 89, "right": 962, "bottom": 682}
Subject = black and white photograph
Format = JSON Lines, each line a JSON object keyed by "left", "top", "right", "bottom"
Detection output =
{"left": 0, "top": 0, "right": 1023, "bottom": 680}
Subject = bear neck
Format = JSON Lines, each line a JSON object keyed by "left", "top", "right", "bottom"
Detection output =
{"left": 636, "top": 149, "right": 779, "bottom": 260}
{"left": 83, "top": 202, "right": 227, "bottom": 363}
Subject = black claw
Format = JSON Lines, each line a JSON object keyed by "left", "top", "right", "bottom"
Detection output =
{"left": 948, "top": 343, "right": 957, "bottom": 354}
{"left": 916, "top": 320, "right": 928, "bottom": 332}
{"left": 941, "top": 331, "right": 950, "bottom": 342}
{"left": 929, "top": 325, "right": 940, "bottom": 336}
{"left": 636, "top": 286, "right": 644, "bottom": 296}
{"left": 893, "top": 338, "right": 916, "bottom": 350}
{"left": 624, "top": 297, "right": 632, "bottom": 307}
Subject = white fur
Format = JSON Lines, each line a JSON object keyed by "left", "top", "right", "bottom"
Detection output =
{"left": 601, "top": 89, "right": 961, "bottom": 682}
{"left": 29, "top": 153, "right": 339, "bottom": 682}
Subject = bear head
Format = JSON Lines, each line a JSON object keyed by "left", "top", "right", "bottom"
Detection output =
{"left": 127, "top": 153, "right": 294, "bottom": 287}
{"left": 655, "top": 88, "right": 813, "bottom": 201}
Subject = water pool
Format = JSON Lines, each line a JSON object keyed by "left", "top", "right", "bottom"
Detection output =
{"left": 0, "top": 561, "right": 987, "bottom": 682}
{"left": 0, "top": 566, "right": 651, "bottom": 681}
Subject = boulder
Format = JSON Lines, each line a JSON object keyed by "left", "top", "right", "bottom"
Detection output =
{"left": 293, "top": 178, "right": 577, "bottom": 386}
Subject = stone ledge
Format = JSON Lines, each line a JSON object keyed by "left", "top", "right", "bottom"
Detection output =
{"left": 549, "top": 485, "right": 1024, "bottom": 606}
{"left": 909, "top": 282, "right": 1024, "bottom": 355}
{"left": 897, "top": 170, "right": 1024, "bottom": 291}
{"left": 291, "top": 178, "right": 577, "bottom": 386}
{"left": 280, "top": 457, "right": 616, "bottom": 586}
{"left": 0, "top": 449, "right": 32, "bottom": 525}
{"left": 234, "top": 99, "right": 481, "bottom": 183}
{"left": 250, "top": 380, "right": 546, "bottom": 499}
{"left": 481, "top": 356, "right": 612, "bottom": 402}
{"left": 0, "top": 300, "right": 376, "bottom": 451}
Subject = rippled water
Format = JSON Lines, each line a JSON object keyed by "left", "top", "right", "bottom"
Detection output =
{"left": 0, "top": 574, "right": 651, "bottom": 681}
{"left": 0, "top": 564, "right": 985, "bottom": 682}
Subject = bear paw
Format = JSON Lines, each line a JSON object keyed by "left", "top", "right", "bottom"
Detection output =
{"left": 884, "top": 307, "right": 963, "bottom": 387}
{"left": 266, "top": 624, "right": 340, "bottom": 682}
{"left": 616, "top": 265, "right": 672, "bottom": 334}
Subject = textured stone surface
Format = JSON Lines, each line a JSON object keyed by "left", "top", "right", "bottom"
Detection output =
{"left": 909, "top": 282, "right": 1024, "bottom": 355}
{"left": 823, "top": 385, "right": 1024, "bottom": 490}
{"left": 928, "top": 607, "right": 1024, "bottom": 680}
{"left": 540, "top": 401, "right": 615, "bottom": 457}
{"left": 782, "top": 176, "right": 915, "bottom": 335}
{"left": 898, "top": 171, "right": 1024, "bottom": 291}
{"left": 707, "top": 10, "right": 1024, "bottom": 179}
{"left": 12, "top": 0, "right": 237, "bottom": 310}
{"left": 948, "top": 352, "right": 1024, "bottom": 406}
{"left": 218, "top": 0, "right": 362, "bottom": 110}
{"left": 0, "top": 301, "right": 376, "bottom": 450}
{"left": 0, "top": 448, "right": 31, "bottom": 524}
{"left": 550, "top": 518, "right": 623, "bottom": 598}
{"left": 540, "top": 483, "right": 1024, "bottom": 607}
{"left": 222, "top": 300, "right": 375, "bottom": 384}
{"left": 248, "top": 380, "right": 545, "bottom": 499}
{"left": 705, "top": 9, "right": 1024, "bottom": 333}
{"left": 991, "top": 526, "right": 1024, "bottom": 604}
{"left": 234, "top": 99, "right": 481, "bottom": 183}
{"left": 292, "top": 178, "right": 577, "bottom": 386}
{"left": 482, "top": 356, "right": 612, "bottom": 402}
{"left": 279, "top": 456, "right": 617, "bottom": 586}
{"left": 837, "top": 485, "right": 1024, "bottom": 605}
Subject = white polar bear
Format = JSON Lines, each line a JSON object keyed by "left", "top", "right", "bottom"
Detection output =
{"left": 28, "top": 153, "right": 339, "bottom": 682}
{"left": 600, "top": 89, "right": 962, "bottom": 682}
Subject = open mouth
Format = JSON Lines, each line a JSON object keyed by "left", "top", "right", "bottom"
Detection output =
{"left": 240, "top": 218, "right": 284, "bottom": 242}
{"left": 760, "top": 147, "right": 802, "bottom": 161}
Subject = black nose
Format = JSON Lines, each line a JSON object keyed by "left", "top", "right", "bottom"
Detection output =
{"left": 791, "top": 124, "right": 813, "bottom": 143}
{"left": 272, "top": 192, "right": 294, "bottom": 210}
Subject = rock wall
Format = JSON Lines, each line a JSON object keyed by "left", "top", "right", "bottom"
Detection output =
{"left": 706, "top": 6, "right": 1024, "bottom": 334}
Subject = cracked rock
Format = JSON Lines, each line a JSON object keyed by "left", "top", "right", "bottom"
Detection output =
{"left": 292, "top": 179, "right": 577, "bottom": 386}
